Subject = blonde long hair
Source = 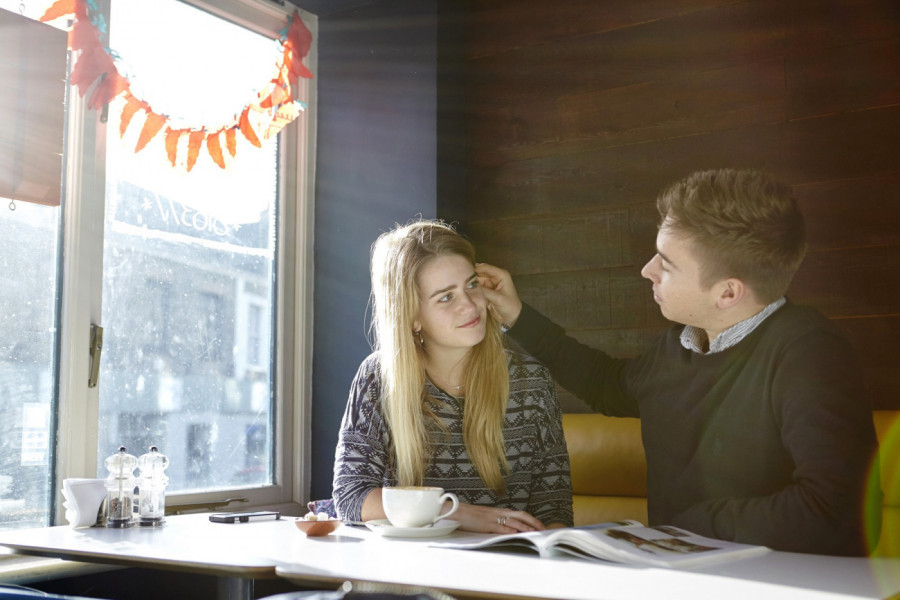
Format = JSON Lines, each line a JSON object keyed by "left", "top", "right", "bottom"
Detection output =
{"left": 370, "top": 220, "right": 510, "bottom": 494}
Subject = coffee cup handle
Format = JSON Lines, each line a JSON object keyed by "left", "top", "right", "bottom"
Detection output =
{"left": 435, "top": 492, "right": 459, "bottom": 523}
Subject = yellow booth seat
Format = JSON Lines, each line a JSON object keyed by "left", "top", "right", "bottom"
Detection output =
{"left": 562, "top": 413, "right": 647, "bottom": 527}
{"left": 562, "top": 410, "right": 900, "bottom": 556}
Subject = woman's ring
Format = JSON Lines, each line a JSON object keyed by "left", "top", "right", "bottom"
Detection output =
{"left": 497, "top": 516, "right": 507, "bottom": 526}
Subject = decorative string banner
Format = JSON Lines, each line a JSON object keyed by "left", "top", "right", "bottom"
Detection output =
{"left": 39, "top": 0, "right": 313, "bottom": 171}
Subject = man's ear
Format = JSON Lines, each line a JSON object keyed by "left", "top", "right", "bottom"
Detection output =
{"left": 715, "top": 278, "right": 745, "bottom": 310}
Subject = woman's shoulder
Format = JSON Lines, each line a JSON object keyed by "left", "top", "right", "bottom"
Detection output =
{"left": 504, "top": 349, "right": 562, "bottom": 418}
{"left": 350, "top": 351, "right": 382, "bottom": 394}
{"left": 505, "top": 347, "right": 551, "bottom": 376}
{"left": 357, "top": 351, "right": 381, "bottom": 372}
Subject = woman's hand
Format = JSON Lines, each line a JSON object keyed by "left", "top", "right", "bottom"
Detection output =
{"left": 447, "top": 502, "right": 545, "bottom": 534}
{"left": 475, "top": 263, "right": 523, "bottom": 328}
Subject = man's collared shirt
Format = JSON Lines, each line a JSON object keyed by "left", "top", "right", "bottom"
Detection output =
{"left": 680, "top": 297, "right": 786, "bottom": 355}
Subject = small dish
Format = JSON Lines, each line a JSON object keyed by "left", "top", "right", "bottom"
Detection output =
{"left": 364, "top": 518, "right": 460, "bottom": 538}
{"left": 294, "top": 517, "right": 341, "bottom": 537}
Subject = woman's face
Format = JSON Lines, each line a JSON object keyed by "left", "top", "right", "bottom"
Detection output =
{"left": 413, "top": 254, "right": 487, "bottom": 356}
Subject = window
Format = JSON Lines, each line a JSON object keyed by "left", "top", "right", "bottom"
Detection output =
{"left": 0, "top": 0, "right": 315, "bottom": 529}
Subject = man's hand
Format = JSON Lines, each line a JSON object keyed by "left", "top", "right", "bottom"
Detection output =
{"left": 476, "top": 263, "right": 523, "bottom": 328}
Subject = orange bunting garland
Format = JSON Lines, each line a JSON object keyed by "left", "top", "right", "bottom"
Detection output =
{"left": 39, "top": 0, "right": 313, "bottom": 171}
{"left": 40, "top": 0, "right": 74, "bottom": 21}
{"left": 186, "top": 130, "right": 205, "bottom": 172}
{"left": 238, "top": 107, "right": 261, "bottom": 149}
{"left": 119, "top": 94, "right": 143, "bottom": 137}
{"left": 165, "top": 128, "right": 186, "bottom": 167}
{"left": 207, "top": 132, "right": 226, "bottom": 170}
{"left": 225, "top": 128, "right": 237, "bottom": 158}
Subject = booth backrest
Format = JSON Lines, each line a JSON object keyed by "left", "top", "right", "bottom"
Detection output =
{"left": 562, "top": 410, "right": 900, "bottom": 556}
{"left": 562, "top": 413, "right": 647, "bottom": 527}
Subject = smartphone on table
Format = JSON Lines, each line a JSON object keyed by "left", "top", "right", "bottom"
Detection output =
{"left": 209, "top": 511, "right": 281, "bottom": 524}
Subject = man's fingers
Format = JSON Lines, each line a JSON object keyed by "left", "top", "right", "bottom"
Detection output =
{"left": 476, "top": 263, "right": 509, "bottom": 292}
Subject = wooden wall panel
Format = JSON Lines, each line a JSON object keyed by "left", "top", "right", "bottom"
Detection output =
{"left": 785, "top": 0, "right": 900, "bottom": 52}
{"left": 786, "top": 38, "right": 900, "bottom": 118}
{"left": 796, "top": 174, "right": 900, "bottom": 251}
{"left": 468, "top": 0, "right": 787, "bottom": 111}
{"left": 467, "top": 0, "right": 738, "bottom": 59}
{"left": 468, "top": 58, "right": 789, "bottom": 167}
{"left": 463, "top": 0, "right": 900, "bottom": 409}
{"left": 790, "top": 247, "right": 900, "bottom": 317}
{"left": 837, "top": 317, "right": 900, "bottom": 410}
{"left": 468, "top": 203, "right": 656, "bottom": 274}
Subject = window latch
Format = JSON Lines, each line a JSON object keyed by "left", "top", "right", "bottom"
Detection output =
{"left": 88, "top": 324, "right": 103, "bottom": 388}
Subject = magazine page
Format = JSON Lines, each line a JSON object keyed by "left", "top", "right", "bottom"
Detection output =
{"left": 432, "top": 522, "right": 767, "bottom": 568}
{"left": 560, "top": 524, "right": 769, "bottom": 568}
{"left": 430, "top": 520, "right": 643, "bottom": 557}
{"left": 430, "top": 528, "right": 551, "bottom": 555}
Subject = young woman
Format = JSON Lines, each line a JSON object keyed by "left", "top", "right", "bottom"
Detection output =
{"left": 332, "top": 220, "right": 572, "bottom": 533}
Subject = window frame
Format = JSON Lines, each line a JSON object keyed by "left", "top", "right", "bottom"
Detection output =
{"left": 52, "top": 0, "right": 316, "bottom": 524}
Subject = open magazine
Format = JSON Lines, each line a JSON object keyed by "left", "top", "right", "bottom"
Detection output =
{"left": 431, "top": 520, "right": 769, "bottom": 568}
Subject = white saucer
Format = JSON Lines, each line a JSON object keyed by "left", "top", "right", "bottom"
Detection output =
{"left": 364, "top": 518, "right": 460, "bottom": 538}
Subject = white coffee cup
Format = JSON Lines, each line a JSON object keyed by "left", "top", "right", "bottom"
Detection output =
{"left": 382, "top": 486, "right": 459, "bottom": 528}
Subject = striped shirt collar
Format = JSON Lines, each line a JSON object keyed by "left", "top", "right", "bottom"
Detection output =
{"left": 680, "top": 297, "right": 786, "bottom": 355}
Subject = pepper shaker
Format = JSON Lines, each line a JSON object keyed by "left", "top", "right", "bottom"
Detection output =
{"left": 104, "top": 446, "right": 137, "bottom": 528}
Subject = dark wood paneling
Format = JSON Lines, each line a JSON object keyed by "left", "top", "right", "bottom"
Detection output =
{"left": 467, "top": 0, "right": 738, "bottom": 59}
{"left": 464, "top": 0, "right": 900, "bottom": 409}
{"left": 514, "top": 268, "right": 667, "bottom": 331}
{"left": 469, "top": 203, "right": 656, "bottom": 275}
{"left": 468, "top": 58, "right": 789, "bottom": 167}
{"left": 469, "top": 106, "right": 900, "bottom": 221}
{"left": 835, "top": 316, "right": 900, "bottom": 410}
{"left": 797, "top": 174, "right": 900, "bottom": 251}
{"left": 786, "top": 37, "right": 900, "bottom": 119}
{"left": 790, "top": 246, "right": 900, "bottom": 318}
{"left": 468, "top": 121, "right": 786, "bottom": 221}
{"left": 785, "top": 106, "right": 900, "bottom": 183}
{"left": 785, "top": 0, "right": 900, "bottom": 53}
{"left": 467, "top": 0, "right": 787, "bottom": 111}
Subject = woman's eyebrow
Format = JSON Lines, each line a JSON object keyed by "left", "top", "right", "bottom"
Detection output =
{"left": 428, "top": 284, "right": 456, "bottom": 299}
{"left": 428, "top": 272, "right": 477, "bottom": 299}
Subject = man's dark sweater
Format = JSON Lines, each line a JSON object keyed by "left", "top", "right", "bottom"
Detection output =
{"left": 510, "top": 300, "right": 881, "bottom": 555}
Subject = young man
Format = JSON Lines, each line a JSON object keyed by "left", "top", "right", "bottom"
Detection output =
{"left": 477, "top": 168, "right": 881, "bottom": 556}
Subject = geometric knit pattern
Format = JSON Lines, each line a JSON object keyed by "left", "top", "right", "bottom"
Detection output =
{"left": 333, "top": 349, "right": 574, "bottom": 527}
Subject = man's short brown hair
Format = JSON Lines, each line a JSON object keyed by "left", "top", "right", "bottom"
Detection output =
{"left": 656, "top": 169, "right": 807, "bottom": 303}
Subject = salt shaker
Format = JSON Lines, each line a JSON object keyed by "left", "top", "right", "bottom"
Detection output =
{"left": 137, "top": 446, "right": 169, "bottom": 527}
{"left": 104, "top": 446, "right": 137, "bottom": 528}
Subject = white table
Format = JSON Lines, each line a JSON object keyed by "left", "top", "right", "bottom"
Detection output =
{"left": 1, "top": 515, "right": 899, "bottom": 600}
{"left": 0, "top": 513, "right": 279, "bottom": 600}
{"left": 275, "top": 527, "right": 900, "bottom": 600}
